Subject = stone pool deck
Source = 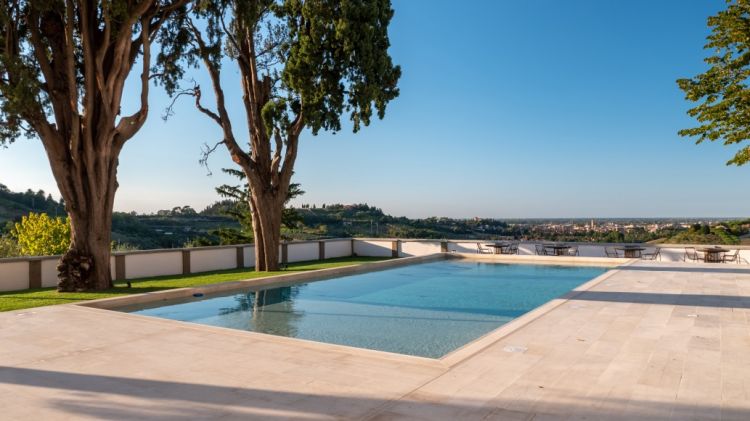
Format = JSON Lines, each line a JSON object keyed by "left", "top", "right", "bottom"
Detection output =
{"left": 1, "top": 260, "right": 749, "bottom": 420}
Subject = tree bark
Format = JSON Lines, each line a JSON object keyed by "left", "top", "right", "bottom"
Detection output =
{"left": 50, "top": 146, "right": 119, "bottom": 292}
{"left": 58, "top": 209, "right": 114, "bottom": 291}
{"left": 249, "top": 194, "right": 267, "bottom": 270}
{"left": 250, "top": 188, "right": 284, "bottom": 271}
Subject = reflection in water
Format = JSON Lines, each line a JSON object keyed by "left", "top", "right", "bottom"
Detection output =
{"left": 219, "top": 286, "right": 301, "bottom": 337}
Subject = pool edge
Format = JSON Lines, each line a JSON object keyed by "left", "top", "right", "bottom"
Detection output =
{"left": 438, "top": 261, "right": 632, "bottom": 366}
{"left": 76, "top": 254, "right": 445, "bottom": 310}
{"left": 73, "top": 253, "right": 632, "bottom": 368}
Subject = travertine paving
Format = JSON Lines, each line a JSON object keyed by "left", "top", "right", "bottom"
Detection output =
{"left": 1, "top": 260, "right": 749, "bottom": 420}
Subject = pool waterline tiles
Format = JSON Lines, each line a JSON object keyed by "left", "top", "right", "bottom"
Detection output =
{"left": 118, "top": 261, "right": 608, "bottom": 358}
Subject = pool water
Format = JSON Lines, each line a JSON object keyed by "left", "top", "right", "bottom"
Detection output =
{"left": 122, "top": 261, "right": 607, "bottom": 358}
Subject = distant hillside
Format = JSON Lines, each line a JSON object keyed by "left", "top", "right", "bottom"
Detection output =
{"left": 111, "top": 212, "right": 239, "bottom": 249}
{"left": 0, "top": 184, "right": 66, "bottom": 227}
{"left": 287, "top": 203, "right": 512, "bottom": 239}
{"left": 661, "top": 220, "right": 750, "bottom": 245}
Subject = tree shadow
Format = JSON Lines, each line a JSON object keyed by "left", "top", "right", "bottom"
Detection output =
{"left": 567, "top": 290, "right": 750, "bottom": 309}
{"left": 619, "top": 264, "right": 750, "bottom": 275}
{"left": 0, "top": 366, "right": 745, "bottom": 420}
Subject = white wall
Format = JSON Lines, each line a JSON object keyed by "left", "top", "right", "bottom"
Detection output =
{"left": 354, "top": 240, "right": 393, "bottom": 257}
{"left": 41, "top": 259, "right": 58, "bottom": 288}
{"left": 326, "top": 240, "right": 352, "bottom": 258}
{"left": 191, "top": 248, "right": 237, "bottom": 273}
{"left": 287, "top": 242, "right": 318, "bottom": 263}
{"left": 448, "top": 241, "right": 479, "bottom": 253}
{"left": 400, "top": 241, "right": 441, "bottom": 257}
{"left": 243, "top": 246, "right": 255, "bottom": 268}
{"left": 126, "top": 251, "right": 182, "bottom": 279}
{"left": 0, "top": 261, "right": 29, "bottom": 292}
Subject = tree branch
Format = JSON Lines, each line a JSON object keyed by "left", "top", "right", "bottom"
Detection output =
{"left": 114, "top": 18, "right": 152, "bottom": 145}
{"left": 199, "top": 139, "right": 226, "bottom": 176}
{"left": 187, "top": 17, "right": 253, "bottom": 170}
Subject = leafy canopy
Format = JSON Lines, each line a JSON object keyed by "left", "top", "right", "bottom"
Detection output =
{"left": 677, "top": 0, "right": 750, "bottom": 165}
{"left": 12, "top": 212, "right": 71, "bottom": 256}
{"left": 0, "top": 0, "right": 188, "bottom": 146}
{"left": 165, "top": 0, "right": 401, "bottom": 136}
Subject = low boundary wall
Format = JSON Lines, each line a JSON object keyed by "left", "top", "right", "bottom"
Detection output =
{"left": 1, "top": 238, "right": 748, "bottom": 292}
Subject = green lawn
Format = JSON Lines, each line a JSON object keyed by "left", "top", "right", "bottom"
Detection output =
{"left": 0, "top": 256, "right": 388, "bottom": 312}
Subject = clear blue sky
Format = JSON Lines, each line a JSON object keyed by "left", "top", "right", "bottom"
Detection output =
{"left": 0, "top": 0, "right": 746, "bottom": 218}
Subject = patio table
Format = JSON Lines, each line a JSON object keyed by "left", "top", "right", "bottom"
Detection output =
{"left": 699, "top": 246, "right": 729, "bottom": 263}
{"left": 543, "top": 244, "right": 571, "bottom": 256}
{"left": 616, "top": 245, "right": 645, "bottom": 258}
{"left": 485, "top": 243, "right": 510, "bottom": 254}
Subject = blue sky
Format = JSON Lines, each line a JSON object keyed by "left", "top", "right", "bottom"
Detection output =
{"left": 0, "top": 0, "right": 746, "bottom": 218}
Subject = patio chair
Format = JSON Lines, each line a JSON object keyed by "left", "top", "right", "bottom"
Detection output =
{"left": 567, "top": 246, "right": 580, "bottom": 256}
{"left": 723, "top": 249, "right": 741, "bottom": 264}
{"left": 683, "top": 247, "right": 703, "bottom": 262}
{"left": 507, "top": 243, "right": 519, "bottom": 255}
{"left": 534, "top": 244, "right": 546, "bottom": 255}
{"left": 476, "top": 243, "right": 493, "bottom": 254}
{"left": 604, "top": 247, "right": 619, "bottom": 258}
{"left": 641, "top": 247, "right": 661, "bottom": 261}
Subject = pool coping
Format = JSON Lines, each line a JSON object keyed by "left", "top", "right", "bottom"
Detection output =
{"left": 439, "top": 255, "right": 634, "bottom": 365}
{"left": 75, "top": 253, "right": 635, "bottom": 368}
{"left": 78, "top": 254, "right": 444, "bottom": 310}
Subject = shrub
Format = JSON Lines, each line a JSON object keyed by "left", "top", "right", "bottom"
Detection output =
{"left": 12, "top": 212, "right": 71, "bottom": 256}
{"left": 0, "top": 235, "right": 20, "bottom": 258}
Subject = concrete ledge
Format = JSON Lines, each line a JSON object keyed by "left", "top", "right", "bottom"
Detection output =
{"left": 78, "top": 253, "right": 626, "bottom": 368}
{"left": 440, "top": 265, "right": 623, "bottom": 366}
{"left": 78, "top": 254, "right": 444, "bottom": 310}
{"left": 451, "top": 253, "right": 629, "bottom": 267}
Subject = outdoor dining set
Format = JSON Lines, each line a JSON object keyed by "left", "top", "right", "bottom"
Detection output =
{"left": 477, "top": 242, "right": 743, "bottom": 264}
{"left": 476, "top": 242, "right": 581, "bottom": 256}
{"left": 681, "top": 246, "right": 742, "bottom": 263}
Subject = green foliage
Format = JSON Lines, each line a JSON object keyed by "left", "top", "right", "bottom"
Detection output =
{"left": 0, "top": 235, "right": 19, "bottom": 258}
{"left": 677, "top": 1, "right": 750, "bottom": 165}
{"left": 279, "top": 0, "right": 402, "bottom": 134}
{"left": 111, "top": 242, "right": 141, "bottom": 252}
{"left": 111, "top": 211, "right": 234, "bottom": 249}
{"left": 0, "top": 1, "right": 189, "bottom": 146}
{"left": 664, "top": 222, "right": 744, "bottom": 245}
{"left": 213, "top": 168, "right": 305, "bottom": 243}
{"left": 0, "top": 184, "right": 66, "bottom": 225}
{"left": 166, "top": 0, "right": 400, "bottom": 135}
{"left": 11, "top": 212, "right": 70, "bottom": 256}
{"left": 183, "top": 236, "right": 217, "bottom": 248}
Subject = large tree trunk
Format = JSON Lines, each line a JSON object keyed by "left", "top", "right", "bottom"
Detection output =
{"left": 58, "top": 210, "right": 114, "bottom": 291}
{"left": 250, "top": 189, "right": 285, "bottom": 271}
{"left": 51, "top": 142, "right": 119, "bottom": 292}
{"left": 250, "top": 196, "right": 266, "bottom": 270}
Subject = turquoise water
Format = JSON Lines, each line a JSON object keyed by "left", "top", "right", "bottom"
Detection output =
{"left": 123, "top": 261, "right": 607, "bottom": 358}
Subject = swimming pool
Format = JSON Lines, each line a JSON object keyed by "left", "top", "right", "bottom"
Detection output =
{"left": 120, "top": 261, "right": 608, "bottom": 358}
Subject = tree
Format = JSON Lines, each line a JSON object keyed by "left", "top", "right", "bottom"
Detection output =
{"left": 213, "top": 168, "right": 304, "bottom": 244}
{"left": 678, "top": 1, "right": 750, "bottom": 165}
{"left": 12, "top": 212, "right": 71, "bottom": 256}
{"left": 168, "top": 0, "right": 400, "bottom": 270}
{"left": 0, "top": 1, "right": 188, "bottom": 291}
